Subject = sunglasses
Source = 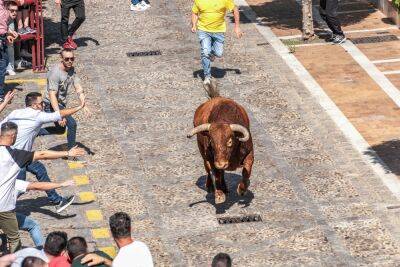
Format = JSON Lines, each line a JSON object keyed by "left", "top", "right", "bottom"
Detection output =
{"left": 35, "top": 101, "right": 44, "bottom": 106}
{"left": 63, "top": 57, "right": 75, "bottom": 62}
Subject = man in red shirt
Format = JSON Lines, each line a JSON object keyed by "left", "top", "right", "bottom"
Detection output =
{"left": 44, "top": 231, "right": 71, "bottom": 267}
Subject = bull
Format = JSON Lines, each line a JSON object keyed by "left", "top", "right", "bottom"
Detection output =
{"left": 187, "top": 89, "right": 254, "bottom": 204}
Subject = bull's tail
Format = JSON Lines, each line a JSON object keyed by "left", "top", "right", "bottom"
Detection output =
{"left": 203, "top": 79, "right": 220, "bottom": 99}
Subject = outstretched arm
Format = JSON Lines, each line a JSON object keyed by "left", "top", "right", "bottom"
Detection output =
{"left": 33, "top": 146, "right": 85, "bottom": 161}
{"left": 233, "top": 7, "right": 243, "bottom": 38}
{"left": 27, "top": 180, "right": 75, "bottom": 191}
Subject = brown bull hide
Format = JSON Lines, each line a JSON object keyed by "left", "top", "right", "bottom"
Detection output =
{"left": 188, "top": 96, "right": 254, "bottom": 204}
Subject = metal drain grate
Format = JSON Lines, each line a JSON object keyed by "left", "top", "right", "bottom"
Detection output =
{"left": 127, "top": 50, "right": 162, "bottom": 57}
{"left": 217, "top": 214, "right": 262, "bottom": 225}
{"left": 350, "top": 35, "right": 398, "bottom": 44}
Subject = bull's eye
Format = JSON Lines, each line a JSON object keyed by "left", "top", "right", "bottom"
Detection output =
{"left": 227, "top": 138, "right": 233, "bottom": 147}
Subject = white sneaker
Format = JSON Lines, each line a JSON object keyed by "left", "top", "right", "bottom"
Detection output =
{"left": 130, "top": 3, "right": 146, "bottom": 11}
{"left": 203, "top": 77, "right": 211, "bottom": 85}
{"left": 6, "top": 65, "right": 16, "bottom": 76}
{"left": 140, "top": 1, "right": 151, "bottom": 8}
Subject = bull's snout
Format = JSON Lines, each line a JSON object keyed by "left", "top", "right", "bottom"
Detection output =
{"left": 215, "top": 161, "right": 229, "bottom": 170}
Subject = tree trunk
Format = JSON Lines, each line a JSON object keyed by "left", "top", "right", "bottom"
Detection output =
{"left": 302, "top": 0, "right": 315, "bottom": 40}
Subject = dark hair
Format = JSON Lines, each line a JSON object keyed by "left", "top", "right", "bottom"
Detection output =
{"left": 44, "top": 231, "right": 68, "bottom": 256}
{"left": 25, "top": 92, "right": 42, "bottom": 107}
{"left": 212, "top": 253, "right": 232, "bottom": 267}
{"left": 0, "top": 121, "right": 17, "bottom": 136}
{"left": 67, "top": 236, "right": 88, "bottom": 260}
{"left": 21, "top": 256, "right": 46, "bottom": 267}
{"left": 109, "top": 212, "right": 131, "bottom": 238}
{"left": 6, "top": 1, "right": 18, "bottom": 8}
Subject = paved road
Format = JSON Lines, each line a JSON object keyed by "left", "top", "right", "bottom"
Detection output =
{"left": 11, "top": 0, "right": 400, "bottom": 265}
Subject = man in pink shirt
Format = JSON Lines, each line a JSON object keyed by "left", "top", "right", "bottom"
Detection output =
{"left": 44, "top": 231, "right": 71, "bottom": 267}
{"left": 0, "top": 0, "right": 22, "bottom": 102}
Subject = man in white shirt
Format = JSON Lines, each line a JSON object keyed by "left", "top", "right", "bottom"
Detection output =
{"left": 0, "top": 121, "right": 85, "bottom": 252}
{"left": 1, "top": 91, "right": 85, "bottom": 212}
{"left": 81, "top": 212, "right": 153, "bottom": 267}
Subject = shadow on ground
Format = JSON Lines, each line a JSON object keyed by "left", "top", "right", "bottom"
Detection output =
{"left": 234, "top": 0, "right": 383, "bottom": 33}
{"left": 364, "top": 139, "right": 400, "bottom": 175}
{"left": 193, "top": 67, "right": 241, "bottom": 80}
{"left": 16, "top": 196, "right": 76, "bottom": 219}
{"left": 189, "top": 173, "right": 254, "bottom": 214}
{"left": 47, "top": 142, "right": 95, "bottom": 155}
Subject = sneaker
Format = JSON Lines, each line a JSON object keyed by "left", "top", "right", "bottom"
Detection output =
{"left": 67, "top": 36, "right": 78, "bottom": 49}
{"left": 25, "top": 27, "right": 36, "bottom": 34}
{"left": 20, "top": 49, "right": 32, "bottom": 58}
{"left": 16, "top": 59, "right": 32, "bottom": 69}
{"left": 203, "top": 76, "right": 211, "bottom": 85}
{"left": 6, "top": 67, "right": 16, "bottom": 76}
{"left": 0, "top": 96, "right": 3, "bottom": 103}
{"left": 67, "top": 156, "right": 87, "bottom": 164}
{"left": 332, "top": 34, "right": 346, "bottom": 44}
{"left": 56, "top": 195, "right": 75, "bottom": 213}
{"left": 17, "top": 28, "right": 28, "bottom": 35}
{"left": 140, "top": 1, "right": 151, "bottom": 8}
{"left": 131, "top": 3, "right": 146, "bottom": 11}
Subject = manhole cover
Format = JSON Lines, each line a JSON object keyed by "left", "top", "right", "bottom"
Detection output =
{"left": 127, "top": 50, "right": 162, "bottom": 57}
{"left": 350, "top": 35, "right": 398, "bottom": 44}
{"left": 217, "top": 214, "right": 262, "bottom": 225}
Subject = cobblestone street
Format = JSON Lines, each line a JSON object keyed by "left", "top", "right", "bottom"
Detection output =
{"left": 6, "top": 0, "right": 400, "bottom": 265}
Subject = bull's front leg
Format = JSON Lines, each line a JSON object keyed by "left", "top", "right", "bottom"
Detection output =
{"left": 214, "top": 169, "right": 226, "bottom": 204}
{"left": 203, "top": 160, "right": 214, "bottom": 193}
{"left": 238, "top": 151, "right": 254, "bottom": 196}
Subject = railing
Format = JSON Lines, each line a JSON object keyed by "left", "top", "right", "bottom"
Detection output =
{"left": 18, "top": 0, "right": 45, "bottom": 72}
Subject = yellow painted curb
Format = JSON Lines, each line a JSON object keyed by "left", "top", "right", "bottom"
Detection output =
{"left": 99, "top": 246, "right": 117, "bottom": 258}
{"left": 91, "top": 228, "right": 110, "bottom": 239}
{"left": 79, "top": 192, "right": 96, "bottom": 202}
{"left": 5, "top": 78, "right": 47, "bottom": 86}
{"left": 73, "top": 175, "right": 89, "bottom": 185}
{"left": 68, "top": 161, "right": 85, "bottom": 169}
{"left": 86, "top": 210, "right": 103, "bottom": 221}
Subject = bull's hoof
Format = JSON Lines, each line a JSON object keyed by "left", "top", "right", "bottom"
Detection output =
{"left": 237, "top": 184, "right": 248, "bottom": 196}
{"left": 215, "top": 190, "right": 226, "bottom": 204}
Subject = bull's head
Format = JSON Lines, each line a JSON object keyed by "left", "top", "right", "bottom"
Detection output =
{"left": 187, "top": 123, "right": 250, "bottom": 170}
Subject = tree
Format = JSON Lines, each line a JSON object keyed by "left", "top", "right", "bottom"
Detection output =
{"left": 302, "top": 0, "right": 315, "bottom": 40}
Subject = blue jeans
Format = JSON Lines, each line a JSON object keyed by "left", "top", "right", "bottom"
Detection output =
{"left": 16, "top": 213, "right": 44, "bottom": 248}
{"left": 131, "top": 0, "right": 140, "bottom": 4}
{"left": 17, "top": 161, "right": 62, "bottom": 203}
{"left": 197, "top": 30, "right": 225, "bottom": 78}
{"left": 0, "top": 36, "right": 9, "bottom": 98}
{"left": 43, "top": 103, "right": 77, "bottom": 149}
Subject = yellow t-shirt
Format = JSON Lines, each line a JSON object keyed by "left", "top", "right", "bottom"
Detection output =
{"left": 192, "top": 0, "right": 235, "bottom": 33}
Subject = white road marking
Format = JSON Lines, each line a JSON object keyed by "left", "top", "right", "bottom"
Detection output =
{"left": 238, "top": 0, "right": 400, "bottom": 200}
{"left": 373, "top": 58, "right": 400, "bottom": 64}
{"left": 382, "top": 70, "right": 400, "bottom": 75}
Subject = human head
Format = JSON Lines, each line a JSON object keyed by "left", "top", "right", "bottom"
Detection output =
{"left": 21, "top": 256, "right": 47, "bottom": 267}
{"left": 60, "top": 49, "right": 75, "bottom": 69}
{"left": 7, "top": 1, "right": 18, "bottom": 20}
{"left": 25, "top": 92, "right": 44, "bottom": 110}
{"left": 44, "top": 231, "right": 68, "bottom": 257}
{"left": 0, "top": 121, "right": 18, "bottom": 145}
{"left": 67, "top": 236, "right": 88, "bottom": 260}
{"left": 212, "top": 253, "right": 232, "bottom": 267}
{"left": 109, "top": 212, "right": 131, "bottom": 242}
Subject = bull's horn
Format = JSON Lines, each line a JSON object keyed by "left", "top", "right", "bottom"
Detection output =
{"left": 230, "top": 124, "right": 250, "bottom": 142}
{"left": 187, "top": 123, "right": 211, "bottom": 138}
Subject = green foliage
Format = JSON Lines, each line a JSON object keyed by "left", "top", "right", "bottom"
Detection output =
{"left": 393, "top": 0, "right": 400, "bottom": 10}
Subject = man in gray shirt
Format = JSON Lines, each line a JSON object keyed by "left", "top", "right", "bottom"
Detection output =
{"left": 43, "top": 48, "right": 90, "bottom": 151}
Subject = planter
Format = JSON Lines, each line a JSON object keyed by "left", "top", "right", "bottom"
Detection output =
{"left": 378, "top": 0, "right": 400, "bottom": 27}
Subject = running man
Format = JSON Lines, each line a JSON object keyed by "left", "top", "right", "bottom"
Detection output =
{"left": 191, "top": 0, "right": 242, "bottom": 89}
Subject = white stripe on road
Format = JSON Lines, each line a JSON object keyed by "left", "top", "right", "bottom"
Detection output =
{"left": 382, "top": 70, "right": 400, "bottom": 75}
{"left": 373, "top": 58, "right": 400, "bottom": 64}
{"left": 238, "top": 0, "right": 400, "bottom": 201}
